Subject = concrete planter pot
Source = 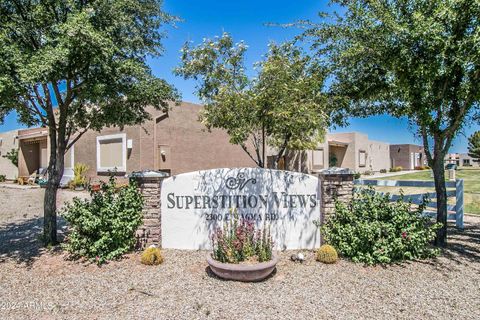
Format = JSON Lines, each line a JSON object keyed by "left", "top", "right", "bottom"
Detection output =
{"left": 206, "top": 254, "right": 278, "bottom": 282}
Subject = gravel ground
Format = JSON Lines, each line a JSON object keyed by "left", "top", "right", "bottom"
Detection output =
{"left": 0, "top": 187, "right": 479, "bottom": 320}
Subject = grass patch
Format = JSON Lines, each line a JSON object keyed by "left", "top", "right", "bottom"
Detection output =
{"left": 375, "top": 168, "right": 480, "bottom": 215}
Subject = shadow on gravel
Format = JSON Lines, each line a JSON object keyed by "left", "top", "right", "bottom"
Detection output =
{"left": 413, "top": 220, "right": 480, "bottom": 271}
{"left": 0, "top": 216, "right": 67, "bottom": 267}
{"left": 442, "top": 220, "right": 480, "bottom": 265}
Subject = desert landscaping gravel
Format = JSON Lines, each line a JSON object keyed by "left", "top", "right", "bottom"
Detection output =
{"left": 0, "top": 187, "right": 479, "bottom": 320}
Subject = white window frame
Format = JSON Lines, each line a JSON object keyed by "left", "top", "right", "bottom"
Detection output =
{"left": 96, "top": 133, "right": 127, "bottom": 172}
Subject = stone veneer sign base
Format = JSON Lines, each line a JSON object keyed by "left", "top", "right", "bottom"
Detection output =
{"left": 160, "top": 168, "right": 321, "bottom": 250}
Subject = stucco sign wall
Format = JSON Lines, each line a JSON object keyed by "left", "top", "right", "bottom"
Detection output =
{"left": 160, "top": 168, "right": 321, "bottom": 250}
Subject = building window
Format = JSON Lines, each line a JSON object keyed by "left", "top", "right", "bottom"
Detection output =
{"left": 359, "top": 150, "right": 366, "bottom": 167}
{"left": 96, "top": 133, "right": 127, "bottom": 172}
{"left": 312, "top": 149, "right": 324, "bottom": 170}
{"left": 463, "top": 159, "right": 471, "bottom": 166}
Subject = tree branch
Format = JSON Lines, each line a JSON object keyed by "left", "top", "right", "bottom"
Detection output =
{"left": 240, "top": 143, "right": 261, "bottom": 167}
{"left": 251, "top": 132, "right": 264, "bottom": 167}
{"left": 27, "top": 97, "right": 48, "bottom": 125}
{"left": 421, "top": 125, "right": 433, "bottom": 165}
{"left": 65, "top": 79, "right": 73, "bottom": 105}
{"left": 66, "top": 127, "right": 89, "bottom": 151}
{"left": 42, "top": 83, "right": 57, "bottom": 130}
{"left": 51, "top": 81, "right": 64, "bottom": 107}
{"left": 274, "top": 133, "right": 292, "bottom": 168}
{"left": 32, "top": 85, "right": 47, "bottom": 111}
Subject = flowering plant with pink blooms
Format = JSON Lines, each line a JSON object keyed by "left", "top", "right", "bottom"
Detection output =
{"left": 211, "top": 209, "right": 273, "bottom": 264}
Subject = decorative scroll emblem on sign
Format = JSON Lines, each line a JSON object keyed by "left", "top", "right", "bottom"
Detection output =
{"left": 225, "top": 173, "right": 256, "bottom": 191}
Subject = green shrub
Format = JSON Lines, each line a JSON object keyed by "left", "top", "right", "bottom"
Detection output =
{"left": 320, "top": 187, "right": 441, "bottom": 265}
{"left": 0, "top": 174, "right": 5, "bottom": 182}
{"left": 379, "top": 169, "right": 387, "bottom": 173}
{"left": 353, "top": 172, "right": 361, "bottom": 179}
{"left": 62, "top": 176, "right": 144, "bottom": 264}
{"left": 316, "top": 244, "right": 338, "bottom": 264}
{"left": 141, "top": 246, "right": 164, "bottom": 265}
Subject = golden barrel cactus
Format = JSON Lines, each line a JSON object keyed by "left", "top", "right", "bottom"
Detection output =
{"left": 141, "top": 246, "right": 164, "bottom": 265}
{"left": 316, "top": 244, "right": 338, "bottom": 264}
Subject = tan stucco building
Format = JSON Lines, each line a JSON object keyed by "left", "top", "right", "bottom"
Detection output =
{"left": 16, "top": 102, "right": 256, "bottom": 180}
{"left": 390, "top": 144, "right": 426, "bottom": 170}
{"left": 9, "top": 102, "right": 418, "bottom": 181}
{"left": 75, "top": 102, "right": 256, "bottom": 178}
{"left": 0, "top": 129, "right": 19, "bottom": 180}
{"left": 293, "top": 132, "right": 391, "bottom": 174}
{"left": 445, "top": 153, "right": 479, "bottom": 167}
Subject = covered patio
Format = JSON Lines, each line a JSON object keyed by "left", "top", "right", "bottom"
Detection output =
{"left": 17, "top": 128, "right": 49, "bottom": 179}
{"left": 17, "top": 128, "right": 74, "bottom": 186}
{"left": 328, "top": 140, "right": 349, "bottom": 167}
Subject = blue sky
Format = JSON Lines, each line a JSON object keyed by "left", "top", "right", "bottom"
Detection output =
{"left": 1, "top": 0, "right": 478, "bottom": 152}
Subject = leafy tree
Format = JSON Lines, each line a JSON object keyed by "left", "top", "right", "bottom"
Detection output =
{"left": 468, "top": 131, "right": 480, "bottom": 161}
{"left": 0, "top": 0, "right": 179, "bottom": 245}
{"left": 302, "top": 0, "right": 480, "bottom": 246}
{"left": 175, "top": 33, "right": 338, "bottom": 168}
{"left": 2, "top": 148, "right": 18, "bottom": 167}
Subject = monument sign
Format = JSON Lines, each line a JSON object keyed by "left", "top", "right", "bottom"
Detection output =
{"left": 160, "top": 168, "right": 321, "bottom": 249}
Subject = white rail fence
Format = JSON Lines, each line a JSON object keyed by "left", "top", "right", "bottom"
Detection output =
{"left": 353, "top": 179, "right": 464, "bottom": 229}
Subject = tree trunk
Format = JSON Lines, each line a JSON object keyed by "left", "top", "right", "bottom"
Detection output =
{"left": 272, "top": 157, "right": 278, "bottom": 170}
{"left": 43, "top": 173, "right": 59, "bottom": 245}
{"left": 261, "top": 123, "right": 266, "bottom": 168}
{"left": 43, "top": 130, "right": 66, "bottom": 246}
{"left": 432, "top": 154, "right": 448, "bottom": 247}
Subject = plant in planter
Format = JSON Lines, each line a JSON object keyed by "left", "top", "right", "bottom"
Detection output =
{"left": 207, "top": 211, "right": 277, "bottom": 281}
{"left": 90, "top": 182, "right": 101, "bottom": 192}
{"left": 88, "top": 178, "right": 102, "bottom": 192}
{"left": 71, "top": 163, "right": 89, "bottom": 190}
